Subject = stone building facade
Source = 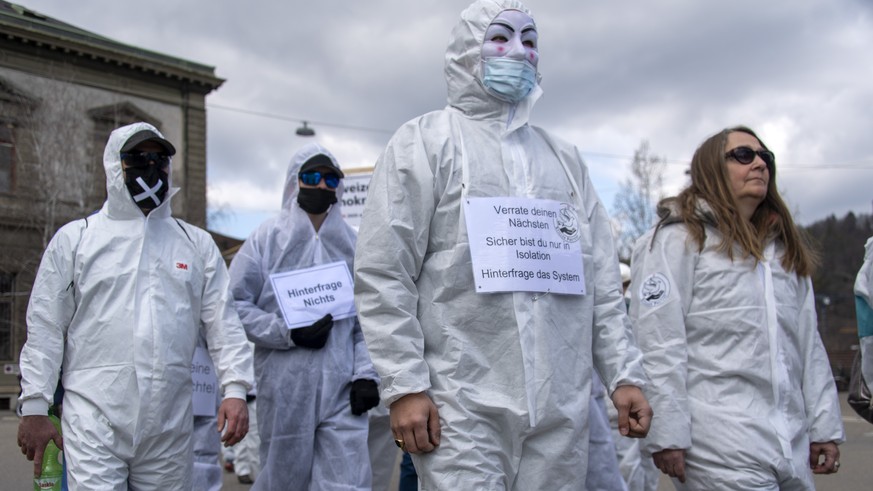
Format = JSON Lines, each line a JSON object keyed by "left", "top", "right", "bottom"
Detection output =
{"left": 0, "top": 2, "right": 224, "bottom": 408}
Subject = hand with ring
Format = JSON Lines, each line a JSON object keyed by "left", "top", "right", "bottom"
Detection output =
{"left": 809, "top": 441, "right": 840, "bottom": 474}
{"left": 390, "top": 392, "right": 441, "bottom": 454}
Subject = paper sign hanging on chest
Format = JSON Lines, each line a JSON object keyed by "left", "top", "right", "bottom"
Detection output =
{"left": 464, "top": 196, "right": 585, "bottom": 295}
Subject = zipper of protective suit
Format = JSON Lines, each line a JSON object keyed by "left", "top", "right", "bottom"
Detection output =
{"left": 761, "top": 243, "right": 793, "bottom": 459}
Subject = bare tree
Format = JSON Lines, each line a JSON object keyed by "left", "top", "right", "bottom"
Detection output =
{"left": 611, "top": 140, "right": 666, "bottom": 260}
{"left": 17, "top": 74, "right": 94, "bottom": 250}
{"left": 207, "top": 200, "right": 235, "bottom": 233}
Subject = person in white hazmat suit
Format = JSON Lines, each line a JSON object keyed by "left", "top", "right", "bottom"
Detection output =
{"left": 353, "top": 1, "right": 652, "bottom": 489}
{"left": 17, "top": 122, "right": 254, "bottom": 489}
{"left": 605, "top": 264, "right": 659, "bottom": 491}
{"left": 227, "top": 346, "right": 261, "bottom": 485}
{"left": 368, "top": 402, "right": 401, "bottom": 491}
{"left": 856, "top": 236, "right": 873, "bottom": 395}
{"left": 192, "top": 335, "right": 224, "bottom": 491}
{"left": 192, "top": 416, "right": 223, "bottom": 491}
{"left": 586, "top": 264, "right": 630, "bottom": 491}
{"left": 228, "top": 143, "right": 381, "bottom": 490}
{"left": 630, "top": 126, "right": 844, "bottom": 489}
{"left": 586, "top": 374, "right": 629, "bottom": 491}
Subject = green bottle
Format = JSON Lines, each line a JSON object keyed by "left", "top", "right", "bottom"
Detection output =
{"left": 33, "top": 413, "right": 63, "bottom": 491}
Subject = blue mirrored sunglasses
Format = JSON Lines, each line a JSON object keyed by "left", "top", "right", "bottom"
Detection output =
{"left": 299, "top": 171, "right": 340, "bottom": 189}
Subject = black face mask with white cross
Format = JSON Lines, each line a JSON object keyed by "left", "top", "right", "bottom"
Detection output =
{"left": 124, "top": 163, "right": 168, "bottom": 210}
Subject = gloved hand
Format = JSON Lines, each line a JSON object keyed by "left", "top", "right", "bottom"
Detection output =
{"left": 349, "top": 379, "right": 380, "bottom": 415}
{"left": 290, "top": 313, "right": 333, "bottom": 349}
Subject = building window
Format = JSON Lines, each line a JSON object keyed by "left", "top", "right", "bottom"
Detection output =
{"left": 0, "top": 273, "right": 13, "bottom": 361}
{"left": 0, "top": 125, "right": 13, "bottom": 193}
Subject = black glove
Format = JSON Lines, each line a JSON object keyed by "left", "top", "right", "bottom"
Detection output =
{"left": 290, "top": 313, "right": 333, "bottom": 349}
{"left": 349, "top": 378, "right": 380, "bottom": 415}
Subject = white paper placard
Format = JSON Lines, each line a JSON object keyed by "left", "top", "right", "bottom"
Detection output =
{"left": 340, "top": 172, "right": 372, "bottom": 230}
{"left": 269, "top": 261, "right": 356, "bottom": 329}
{"left": 191, "top": 346, "right": 218, "bottom": 417}
{"left": 464, "top": 197, "right": 585, "bottom": 295}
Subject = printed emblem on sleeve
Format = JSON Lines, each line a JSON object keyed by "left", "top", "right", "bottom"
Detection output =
{"left": 639, "top": 273, "right": 670, "bottom": 307}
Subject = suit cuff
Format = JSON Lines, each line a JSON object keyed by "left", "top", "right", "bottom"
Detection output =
{"left": 19, "top": 398, "right": 50, "bottom": 417}
{"left": 222, "top": 383, "right": 248, "bottom": 401}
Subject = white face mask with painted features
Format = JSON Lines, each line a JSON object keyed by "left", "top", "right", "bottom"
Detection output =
{"left": 480, "top": 9, "right": 539, "bottom": 103}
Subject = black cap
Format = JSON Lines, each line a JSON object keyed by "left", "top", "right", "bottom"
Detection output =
{"left": 299, "top": 153, "right": 344, "bottom": 178}
{"left": 121, "top": 129, "right": 177, "bottom": 156}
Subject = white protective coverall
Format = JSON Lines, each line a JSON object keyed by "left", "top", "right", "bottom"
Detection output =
{"left": 192, "top": 335, "right": 223, "bottom": 491}
{"left": 192, "top": 413, "right": 222, "bottom": 491}
{"left": 229, "top": 344, "right": 261, "bottom": 482}
{"left": 606, "top": 400, "right": 659, "bottom": 491}
{"left": 228, "top": 143, "right": 379, "bottom": 490}
{"left": 586, "top": 374, "right": 629, "bottom": 491}
{"left": 608, "top": 264, "right": 659, "bottom": 491}
{"left": 368, "top": 402, "right": 400, "bottom": 491}
{"left": 353, "top": 1, "right": 647, "bottom": 488}
{"left": 630, "top": 202, "right": 845, "bottom": 490}
{"left": 855, "top": 236, "right": 873, "bottom": 393}
{"left": 19, "top": 122, "right": 254, "bottom": 489}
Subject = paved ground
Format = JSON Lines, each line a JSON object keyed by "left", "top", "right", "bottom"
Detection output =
{"left": 2, "top": 396, "right": 871, "bottom": 490}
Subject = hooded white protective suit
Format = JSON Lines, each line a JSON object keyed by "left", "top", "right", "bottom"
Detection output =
{"left": 354, "top": 1, "right": 647, "bottom": 488}
{"left": 630, "top": 202, "right": 845, "bottom": 490}
{"left": 192, "top": 416, "right": 222, "bottom": 491}
{"left": 19, "top": 122, "right": 254, "bottom": 489}
{"left": 855, "top": 236, "right": 873, "bottom": 393}
{"left": 586, "top": 374, "right": 629, "bottom": 491}
{"left": 192, "top": 335, "right": 223, "bottom": 491}
{"left": 228, "top": 143, "right": 378, "bottom": 490}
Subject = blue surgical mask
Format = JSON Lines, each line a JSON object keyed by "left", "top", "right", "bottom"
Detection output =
{"left": 482, "top": 57, "right": 537, "bottom": 103}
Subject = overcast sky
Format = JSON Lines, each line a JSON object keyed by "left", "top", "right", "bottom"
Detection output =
{"left": 22, "top": 0, "right": 873, "bottom": 239}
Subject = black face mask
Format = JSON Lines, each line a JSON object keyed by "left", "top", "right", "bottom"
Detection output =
{"left": 297, "top": 187, "right": 337, "bottom": 214}
{"left": 125, "top": 165, "right": 168, "bottom": 210}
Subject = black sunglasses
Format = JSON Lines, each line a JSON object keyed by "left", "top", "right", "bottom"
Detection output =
{"left": 299, "top": 171, "right": 340, "bottom": 189}
{"left": 724, "top": 146, "right": 775, "bottom": 167}
{"left": 121, "top": 152, "right": 171, "bottom": 168}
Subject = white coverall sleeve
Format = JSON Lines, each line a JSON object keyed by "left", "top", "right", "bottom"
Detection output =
{"left": 354, "top": 123, "right": 435, "bottom": 405}
{"left": 797, "top": 276, "right": 845, "bottom": 444}
{"left": 581, "top": 166, "right": 647, "bottom": 393}
{"left": 198, "top": 234, "right": 254, "bottom": 400}
{"left": 19, "top": 223, "right": 81, "bottom": 415}
{"left": 630, "top": 227, "right": 695, "bottom": 453}
{"left": 856, "top": 237, "right": 873, "bottom": 393}
{"left": 228, "top": 237, "right": 293, "bottom": 350}
{"left": 351, "top": 318, "right": 379, "bottom": 382}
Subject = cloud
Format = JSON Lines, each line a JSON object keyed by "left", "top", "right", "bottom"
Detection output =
{"left": 21, "top": 0, "right": 873, "bottom": 238}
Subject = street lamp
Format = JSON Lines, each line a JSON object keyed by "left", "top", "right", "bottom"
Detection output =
{"left": 296, "top": 121, "right": 315, "bottom": 137}
{"left": 819, "top": 295, "right": 831, "bottom": 333}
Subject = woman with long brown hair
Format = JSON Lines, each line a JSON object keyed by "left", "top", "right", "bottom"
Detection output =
{"left": 630, "top": 126, "right": 844, "bottom": 489}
